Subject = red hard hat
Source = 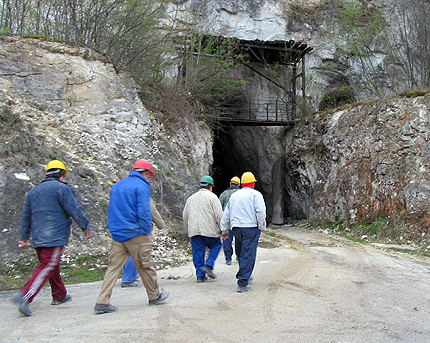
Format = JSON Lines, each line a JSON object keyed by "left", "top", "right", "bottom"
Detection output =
{"left": 133, "top": 159, "right": 154, "bottom": 176}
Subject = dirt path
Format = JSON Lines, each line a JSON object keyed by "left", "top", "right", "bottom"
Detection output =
{"left": 1, "top": 227, "right": 430, "bottom": 342}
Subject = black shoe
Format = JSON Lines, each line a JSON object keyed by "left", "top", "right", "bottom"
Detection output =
{"left": 51, "top": 294, "right": 72, "bottom": 305}
{"left": 226, "top": 260, "right": 232, "bottom": 265}
{"left": 201, "top": 265, "right": 216, "bottom": 279}
{"left": 148, "top": 289, "right": 170, "bottom": 305}
{"left": 94, "top": 303, "right": 118, "bottom": 314}
{"left": 197, "top": 277, "right": 207, "bottom": 283}
{"left": 121, "top": 281, "right": 138, "bottom": 288}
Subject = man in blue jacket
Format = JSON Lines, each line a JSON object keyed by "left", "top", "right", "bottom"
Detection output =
{"left": 14, "top": 160, "right": 92, "bottom": 316}
{"left": 94, "top": 159, "right": 169, "bottom": 314}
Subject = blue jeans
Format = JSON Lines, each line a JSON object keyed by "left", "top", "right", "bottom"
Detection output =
{"left": 122, "top": 256, "right": 138, "bottom": 283}
{"left": 191, "top": 235, "right": 222, "bottom": 278}
{"left": 222, "top": 229, "right": 234, "bottom": 262}
{"left": 233, "top": 227, "right": 260, "bottom": 286}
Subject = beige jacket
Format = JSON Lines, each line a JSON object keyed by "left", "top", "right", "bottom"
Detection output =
{"left": 183, "top": 188, "right": 223, "bottom": 238}
{"left": 150, "top": 198, "right": 165, "bottom": 230}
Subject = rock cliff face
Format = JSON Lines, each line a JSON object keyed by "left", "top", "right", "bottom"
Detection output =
{"left": 0, "top": 36, "right": 211, "bottom": 263}
{"left": 222, "top": 94, "right": 430, "bottom": 234}
{"left": 170, "top": 0, "right": 430, "bottom": 235}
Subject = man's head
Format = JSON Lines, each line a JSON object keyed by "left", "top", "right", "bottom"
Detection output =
{"left": 200, "top": 175, "right": 214, "bottom": 191}
{"left": 241, "top": 172, "right": 256, "bottom": 188}
{"left": 46, "top": 160, "right": 68, "bottom": 179}
{"left": 133, "top": 159, "right": 154, "bottom": 180}
{"left": 230, "top": 176, "right": 240, "bottom": 187}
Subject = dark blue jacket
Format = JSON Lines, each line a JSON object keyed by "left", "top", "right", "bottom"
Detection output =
{"left": 107, "top": 171, "right": 152, "bottom": 242}
{"left": 19, "top": 177, "right": 90, "bottom": 248}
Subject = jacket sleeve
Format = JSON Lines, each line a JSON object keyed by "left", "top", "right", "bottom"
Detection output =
{"left": 150, "top": 198, "right": 165, "bottom": 230}
{"left": 213, "top": 197, "right": 223, "bottom": 225}
{"left": 255, "top": 192, "right": 267, "bottom": 231}
{"left": 182, "top": 200, "right": 189, "bottom": 230}
{"left": 18, "top": 195, "right": 32, "bottom": 240}
{"left": 219, "top": 192, "right": 227, "bottom": 210}
{"left": 136, "top": 184, "right": 152, "bottom": 231}
{"left": 220, "top": 200, "right": 231, "bottom": 233}
{"left": 60, "top": 185, "right": 91, "bottom": 231}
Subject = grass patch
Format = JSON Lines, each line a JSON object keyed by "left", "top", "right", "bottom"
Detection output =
{"left": 0, "top": 253, "right": 109, "bottom": 291}
{"left": 317, "top": 217, "right": 430, "bottom": 256}
{"left": 399, "top": 90, "right": 429, "bottom": 98}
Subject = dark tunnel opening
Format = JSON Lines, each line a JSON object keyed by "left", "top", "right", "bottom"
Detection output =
{"left": 212, "top": 127, "right": 309, "bottom": 224}
{"left": 212, "top": 128, "right": 243, "bottom": 197}
{"left": 212, "top": 127, "right": 273, "bottom": 221}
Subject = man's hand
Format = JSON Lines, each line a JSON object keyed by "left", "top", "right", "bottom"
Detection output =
{"left": 18, "top": 240, "right": 30, "bottom": 247}
{"left": 83, "top": 229, "right": 92, "bottom": 240}
{"left": 221, "top": 232, "right": 229, "bottom": 240}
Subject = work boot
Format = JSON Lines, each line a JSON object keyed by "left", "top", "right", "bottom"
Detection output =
{"left": 201, "top": 265, "right": 216, "bottom": 279}
{"left": 94, "top": 303, "right": 118, "bottom": 314}
{"left": 12, "top": 292, "right": 32, "bottom": 316}
{"left": 121, "top": 281, "right": 138, "bottom": 288}
{"left": 196, "top": 277, "right": 207, "bottom": 283}
{"left": 237, "top": 284, "right": 252, "bottom": 293}
{"left": 19, "top": 301, "right": 32, "bottom": 316}
{"left": 51, "top": 294, "right": 72, "bottom": 305}
{"left": 148, "top": 289, "right": 170, "bottom": 305}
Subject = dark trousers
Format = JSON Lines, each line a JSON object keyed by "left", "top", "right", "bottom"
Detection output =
{"left": 191, "top": 235, "right": 222, "bottom": 278}
{"left": 222, "top": 229, "right": 234, "bottom": 262}
{"left": 233, "top": 227, "right": 260, "bottom": 286}
{"left": 21, "top": 246, "right": 67, "bottom": 303}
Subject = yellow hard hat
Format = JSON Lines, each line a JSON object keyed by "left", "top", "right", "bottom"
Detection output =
{"left": 241, "top": 172, "right": 256, "bottom": 184}
{"left": 230, "top": 176, "right": 240, "bottom": 185}
{"left": 46, "top": 160, "right": 68, "bottom": 175}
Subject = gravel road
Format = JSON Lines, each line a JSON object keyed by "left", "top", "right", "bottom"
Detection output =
{"left": 1, "top": 226, "right": 430, "bottom": 342}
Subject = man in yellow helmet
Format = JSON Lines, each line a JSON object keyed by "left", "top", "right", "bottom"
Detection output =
{"left": 219, "top": 176, "right": 241, "bottom": 265}
{"left": 14, "top": 160, "right": 92, "bottom": 316}
{"left": 220, "top": 172, "right": 266, "bottom": 292}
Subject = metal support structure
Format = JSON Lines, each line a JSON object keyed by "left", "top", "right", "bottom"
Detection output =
{"left": 301, "top": 54, "right": 306, "bottom": 102}
{"left": 292, "top": 63, "right": 297, "bottom": 119}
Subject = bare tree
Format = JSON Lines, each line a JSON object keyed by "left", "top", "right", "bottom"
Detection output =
{"left": 383, "top": 0, "right": 430, "bottom": 89}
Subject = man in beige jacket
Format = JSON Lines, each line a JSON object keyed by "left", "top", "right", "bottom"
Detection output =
{"left": 183, "top": 175, "right": 223, "bottom": 282}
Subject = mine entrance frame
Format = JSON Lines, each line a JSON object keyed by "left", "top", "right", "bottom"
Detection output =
{"left": 218, "top": 37, "right": 313, "bottom": 126}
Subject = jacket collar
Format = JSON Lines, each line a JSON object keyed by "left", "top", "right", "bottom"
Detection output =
{"left": 129, "top": 170, "right": 150, "bottom": 185}
{"left": 42, "top": 177, "right": 66, "bottom": 185}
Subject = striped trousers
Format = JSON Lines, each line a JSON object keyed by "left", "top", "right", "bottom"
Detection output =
{"left": 21, "top": 246, "right": 67, "bottom": 303}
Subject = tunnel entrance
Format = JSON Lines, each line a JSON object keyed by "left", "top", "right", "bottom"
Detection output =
{"left": 212, "top": 128, "right": 243, "bottom": 197}
{"left": 212, "top": 126, "right": 287, "bottom": 224}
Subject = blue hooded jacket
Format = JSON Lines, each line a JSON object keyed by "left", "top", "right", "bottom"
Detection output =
{"left": 19, "top": 177, "right": 90, "bottom": 248}
{"left": 107, "top": 171, "right": 152, "bottom": 242}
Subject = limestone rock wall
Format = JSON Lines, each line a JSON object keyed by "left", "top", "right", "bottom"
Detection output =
{"left": 0, "top": 36, "right": 212, "bottom": 263}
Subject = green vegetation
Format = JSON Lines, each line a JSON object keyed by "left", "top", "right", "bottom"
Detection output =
{"left": 0, "top": 0, "right": 249, "bottom": 130}
{"left": 399, "top": 90, "right": 430, "bottom": 98}
{"left": 319, "top": 217, "right": 429, "bottom": 255}
{"left": 0, "top": 105, "right": 58, "bottom": 166}
{"left": 0, "top": 254, "right": 108, "bottom": 291}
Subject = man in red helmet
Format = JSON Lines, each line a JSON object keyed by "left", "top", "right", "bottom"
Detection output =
{"left": 94, "top": 159, "right": 169, "bottom": 314}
